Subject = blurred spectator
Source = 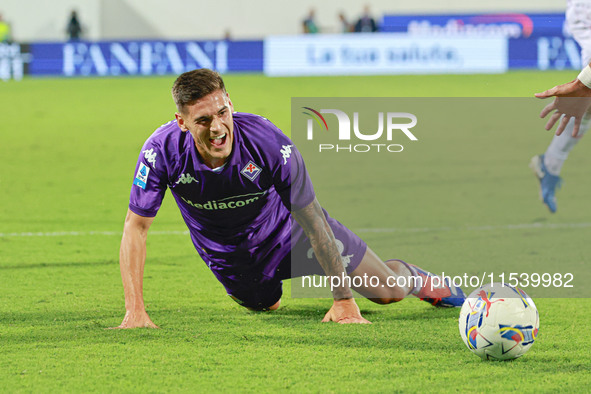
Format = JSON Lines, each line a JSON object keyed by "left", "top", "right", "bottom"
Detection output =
{"left": 302, "top": 9, "right": 319, "bottom": 34}
{"left": 354, "top": 5, "right": 378, "bottom": 33}
{"left": 338, "top": 12, "right": 352, "bottom": 33}
{"left": 66, "top": 10, "right": 83, "bottom": 41}
{"left": 0, "top": 13, "right": 12, "bottom": 43}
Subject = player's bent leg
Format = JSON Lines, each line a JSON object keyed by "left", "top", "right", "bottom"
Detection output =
{"left": 348, "top": 248, "right": 412, "bottom": 304}
{"left": 290, "top": 209, "right": 465, "bottom": 306}
{"left": 349, "top": 250, "right": 466, "bottom": 307}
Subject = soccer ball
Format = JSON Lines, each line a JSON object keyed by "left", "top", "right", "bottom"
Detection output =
{"left": 458, "top": 283, "right": 539, "bottom": 361}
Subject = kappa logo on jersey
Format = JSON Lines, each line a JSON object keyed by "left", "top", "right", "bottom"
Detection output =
{"left": 143, "top": 148, "right": 157, "bottom": 167}
{"left": 175, "top": 173, "right": 199, "bottom": 185}
{"left": 240, "top": 161, "right": 262, "bottom": 182}
{"left": 133, "top": 163, "right": 150, "bottom": 189}
{"left": 280, "top": 144, "right": 293, "bottom": 165}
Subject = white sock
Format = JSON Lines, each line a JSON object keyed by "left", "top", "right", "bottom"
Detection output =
{"left": 544, "top": 115, "right": 590, "bottom": 175}
{"left": 543, "top": 153, "right": 565, "bottom": 176}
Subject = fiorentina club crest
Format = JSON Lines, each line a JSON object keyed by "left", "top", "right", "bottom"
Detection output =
{"left": 240, "top": 161, "right": 262, "bottom": 182}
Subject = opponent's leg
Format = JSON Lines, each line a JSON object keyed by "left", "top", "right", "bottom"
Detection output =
{"left": 531, "top": 3, "right": 591, "bottom": 213}
{"left": 349, "top": 248, "right": 466, "bottom": 307}
{"left": 530, "top": 115, "right": 589, "bottom": 213}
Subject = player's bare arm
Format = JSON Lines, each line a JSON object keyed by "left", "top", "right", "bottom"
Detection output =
{"left": 292, "top": 198, "right": 370, "bottom": 324}
{"left": 536, "top": 67, "right": 591, "bottom": 137}
{"left": 112, "top": 209, "right": 159, "bottom": 329}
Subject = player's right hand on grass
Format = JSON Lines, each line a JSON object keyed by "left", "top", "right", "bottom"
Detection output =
{"left": 321, "top": 298, "right": 371, "bottom": 324}
{"left": 110, "top": 310, "right": 159, "bottom": 329}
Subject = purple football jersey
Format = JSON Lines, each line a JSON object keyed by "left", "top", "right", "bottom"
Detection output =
{"left": 129, "top": 112, "right": 316, "bottom": 276}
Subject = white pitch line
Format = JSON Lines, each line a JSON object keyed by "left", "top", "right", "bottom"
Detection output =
{"left": 357, "top": 222, "right": 591, "bottom": 234}
{"left": 1, "top": 223, "right": 590, "bottom": 238}
{"left": 0, "top": 230, "right": 190, "bottom": 237}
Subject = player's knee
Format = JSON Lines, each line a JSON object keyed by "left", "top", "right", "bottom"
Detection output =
{"left": 268, "top": 299, "right": 281, "bottom": 310}
{"left": 368, "top": 296, "right": 404, "bottom": 305}
{"left": 245, "top": 299, "right": 281, "bottom": 311}
{"left": 384, "top": 259, "right": 407, "bottom": 275}
{"left": 367, "top": 285, "right": 407, "bottom": 304}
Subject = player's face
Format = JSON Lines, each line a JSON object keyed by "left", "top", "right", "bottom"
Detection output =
{"left": 176, "top": 89, "right": 234, "bottom": 169}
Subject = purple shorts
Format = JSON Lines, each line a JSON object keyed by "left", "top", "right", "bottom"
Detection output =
{"left": 211, "top": 209, "right": 367, "bottom": 309}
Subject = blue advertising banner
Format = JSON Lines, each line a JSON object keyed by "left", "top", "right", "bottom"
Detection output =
{"left": 27, "top": 40, "right": 263, "bottom": 77}
{"left": 0, "top": 43, "right": 31, "bottom": 80}
{"left": 509, "top": 36, "right": 582, "bottom": 70}
{"left": 380, "top": 12, "right": 581, "bottom": 70}
{"left": 381, "top": 13, "right": 565, "bottom": 38}
{"left": 17, "top": 25, "right": 583, "bottom": 79}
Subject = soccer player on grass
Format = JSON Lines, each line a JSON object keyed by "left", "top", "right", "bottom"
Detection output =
{"left": 531, "top": 0, "right": 591, "bottom": 213}
{"left": 115, "top": 69, "right": 465, "bottom": 328}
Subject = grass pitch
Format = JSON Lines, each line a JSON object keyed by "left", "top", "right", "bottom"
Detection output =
{"left": 1, "top": 71, "right": 590, "bottom": 392}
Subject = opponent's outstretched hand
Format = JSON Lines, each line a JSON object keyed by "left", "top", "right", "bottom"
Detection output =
{"left": 535, "top": 79, "right": 591, "bottom": 137}
{"left": 109, "top": 310, "right": 160, "bottom": 329}
{"left": 321, "top": 298, "right": 371, "bottom": 324}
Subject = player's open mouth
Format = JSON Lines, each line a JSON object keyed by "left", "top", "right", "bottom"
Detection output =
{"left": 209, "top": 133, "right": 227, "bottom": 147}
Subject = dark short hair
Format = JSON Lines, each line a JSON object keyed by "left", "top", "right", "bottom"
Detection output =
{"left": 171, "top": 69, "right": 226, "bottom": 111}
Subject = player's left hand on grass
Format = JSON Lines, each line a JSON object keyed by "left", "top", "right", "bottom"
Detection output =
{"left": 321, "top": 298, "right": 371, "bottom": 324}
{"left": 535, "top": 79, "right": 591, "bottom": 137}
